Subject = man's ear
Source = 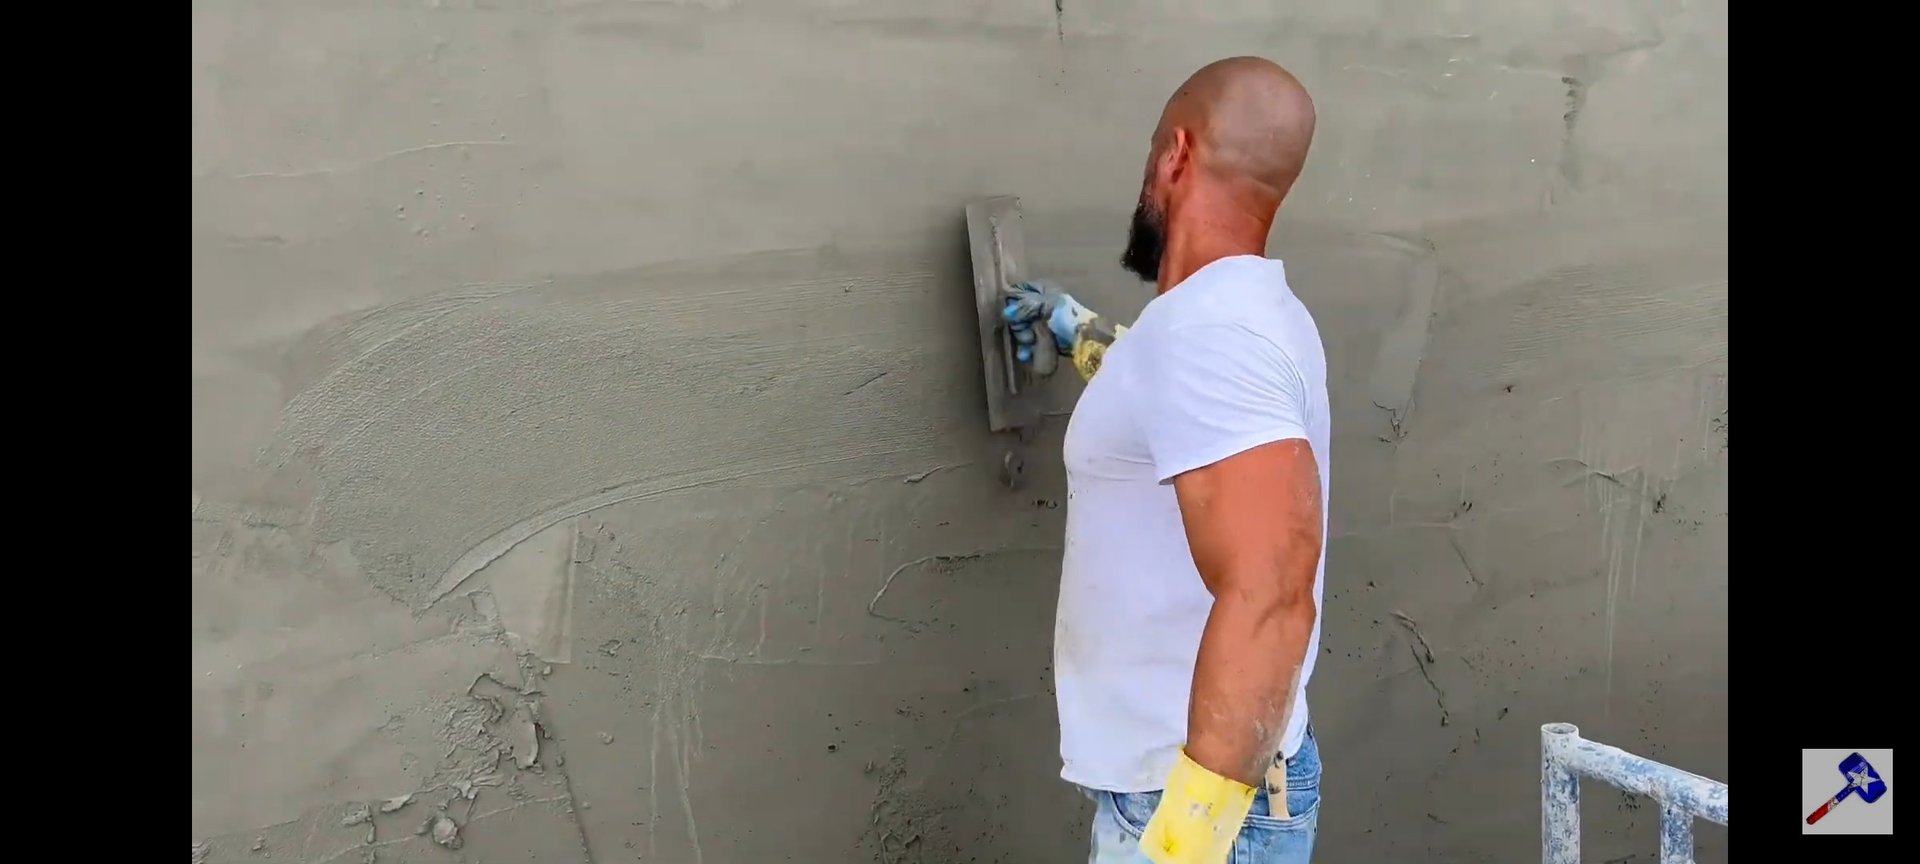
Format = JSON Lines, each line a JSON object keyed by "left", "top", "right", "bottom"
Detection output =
{"left": 1164, "top": 127, "right": 1194, "bottom": 186}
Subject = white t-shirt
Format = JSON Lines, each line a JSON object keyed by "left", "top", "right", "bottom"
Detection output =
{"left": 1055, "top": 255, "right": 1331, "bottom": 793}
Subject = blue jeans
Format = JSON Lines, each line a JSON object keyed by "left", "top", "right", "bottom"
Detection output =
{"left": 1085, "top": 727, "right": 1321, "bottom": 864}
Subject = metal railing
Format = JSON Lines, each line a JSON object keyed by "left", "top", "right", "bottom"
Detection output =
{"left": 1541, "top": 722, "right": 1729, "bottom": 864}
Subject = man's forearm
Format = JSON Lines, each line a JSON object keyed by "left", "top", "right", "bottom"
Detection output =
{"left": 1183, "top": 593, "right": 1318, "bottom": 786}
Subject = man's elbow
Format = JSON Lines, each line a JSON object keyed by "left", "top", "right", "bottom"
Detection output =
{"left": 1220, "top": 568, "right": 1318, "bottom": 628}
{"left": 1269, "top": 583, "right": 1318, "bottom": 629}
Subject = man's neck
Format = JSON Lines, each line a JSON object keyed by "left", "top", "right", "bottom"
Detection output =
{"left": 1157, "top": 201, "right": 1274, "bottom": 294}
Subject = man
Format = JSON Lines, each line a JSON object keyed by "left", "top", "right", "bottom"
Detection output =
{"left": 1002, "top": 57, "right": 1329, "bottom": 864}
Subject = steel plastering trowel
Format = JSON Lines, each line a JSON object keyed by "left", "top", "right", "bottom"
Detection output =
{"left": 963, "top": 196, "right": 1058, "bottom": 488}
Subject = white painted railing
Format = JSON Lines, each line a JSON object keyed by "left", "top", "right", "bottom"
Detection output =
{"left": 1541, "top": 723, "right": 1728, "bottom": 864}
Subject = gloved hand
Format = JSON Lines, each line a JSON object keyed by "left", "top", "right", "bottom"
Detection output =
{"left": 1002, "top": 279, "right": 1096, "bottom": 363}
{"left": 1002, "top": 280, "right": 1126, "bottom": 381}
{"left": 1137, "top": 748, "right": 1259, "bottom": 864}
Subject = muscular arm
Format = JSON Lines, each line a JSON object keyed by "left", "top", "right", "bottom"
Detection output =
{"left": 1172, "top": 440, "right": 1323, "bottom": 785}
{"left": 1134, "top": 322, "right": 1324, "bottom": 786}
{"left": 1130, "top": 322, "right": 1324, "bottom": 863}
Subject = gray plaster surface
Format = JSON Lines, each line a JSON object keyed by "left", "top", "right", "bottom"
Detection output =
{"left": 192, "top": 1, "right": 1727, "bottom": 861}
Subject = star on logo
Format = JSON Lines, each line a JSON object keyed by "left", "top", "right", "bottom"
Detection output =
{"left": 1847, "top": 768, "right": 1878, "bottom": 791}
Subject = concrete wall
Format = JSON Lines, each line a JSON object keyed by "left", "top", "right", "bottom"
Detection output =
{"left": 191, "top": 1, "right": 1727, "bottom": 861}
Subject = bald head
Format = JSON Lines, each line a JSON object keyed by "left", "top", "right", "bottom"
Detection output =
{"left": 1160, "top": 57, "right": 1316, "bottom": 197}
{"left": 1121, "top": 57, "right": 1316, "bottom": 284}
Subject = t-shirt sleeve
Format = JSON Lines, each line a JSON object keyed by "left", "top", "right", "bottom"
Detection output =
{"left": 1135, "top": 323, "right": 1311, "bottom": 484}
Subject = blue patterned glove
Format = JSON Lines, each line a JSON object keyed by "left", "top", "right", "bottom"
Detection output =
{"left": 1002, "top": 279, "right": 1097, "bottom": 364}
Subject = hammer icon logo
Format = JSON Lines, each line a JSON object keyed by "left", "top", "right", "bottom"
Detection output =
{"left": 1805, "top": 752, "right": 1889, "bottom": 827}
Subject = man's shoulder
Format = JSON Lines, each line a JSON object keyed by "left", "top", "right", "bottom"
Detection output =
{"left": 1148, "top": 305, "right": 1313, "bottom": 359}
{"left": 1157, "top": 257, "right": 1300, "bottom": 317}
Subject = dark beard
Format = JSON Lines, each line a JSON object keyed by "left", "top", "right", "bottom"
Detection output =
{"left": 1120, "top": 196, "right": 1165, "bottom": 283}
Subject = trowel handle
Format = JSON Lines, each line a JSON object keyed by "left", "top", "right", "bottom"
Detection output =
{"left": 1028, "top": 334, "right": 1058, "bottom": 377}
{"left": 998, "top": 289, "right": 1057, "bottom": 378}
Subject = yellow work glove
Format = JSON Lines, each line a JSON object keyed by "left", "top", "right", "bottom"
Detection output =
{"left": 1137, "top": 748, "right": 1259, "bottom": 864}
{"left": 1069, "top": 320, "right": 1127, "bottom": 381}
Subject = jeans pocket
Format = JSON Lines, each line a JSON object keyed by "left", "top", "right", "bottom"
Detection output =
{"left": 1102, "top": 790, "right": 1158, "bottom": 838}
{"left": 1236, "top": 791, "right": 1321, "bottom": 864}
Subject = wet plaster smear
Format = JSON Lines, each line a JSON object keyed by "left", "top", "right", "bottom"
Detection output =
{"left": 192, "top": 1, "right": 1726, "bottom": 862}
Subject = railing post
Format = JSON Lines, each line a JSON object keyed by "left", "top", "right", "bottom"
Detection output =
{"left": 1542, "top": 722, "right": 1581, "bottom": 864}
{"left": 1659, "top": 803, "right": 1694, "bottom": 864}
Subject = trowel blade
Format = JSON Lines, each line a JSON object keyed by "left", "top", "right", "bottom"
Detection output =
{"left": 964, "top": 196, "right": 1044, "bottom": 433}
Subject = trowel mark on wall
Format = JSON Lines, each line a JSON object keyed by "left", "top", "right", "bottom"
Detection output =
{"left": 647, "top": 690, "right": 707, "bottom": 864}
{"left": 462, "top": 516, "right": 580, "bottom": 663}
{"left": 1365, "top": 233, "right": 1443, "bottom": 440}
{"left": 259, "top": 250, "right": 968, "bottom": 609}
{"left": 225, "top": 140, "right": 515, "bottom": 182}
{"left": 531, "top": 479, "right": 988, "bottom": 862}
{"left": 1570, "top": 366, "right": 1724, "bottom": 712}
{"left": 866, "top": 547, "right": 1061, "bottom": 633}
{"left": 675, "top": 482, "right": 907, "bottom": 667}
{"left": 548, "top": 540, "right": 718, "bottom": 864}
{"left": 1490, "top": 270, "right": 1725, "bottom": 398}
{"left": 699, "top": 492, "right": 788, "bottom": 659}
{"left": 268, "top": 288, "right": 512, "bottom": 451}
